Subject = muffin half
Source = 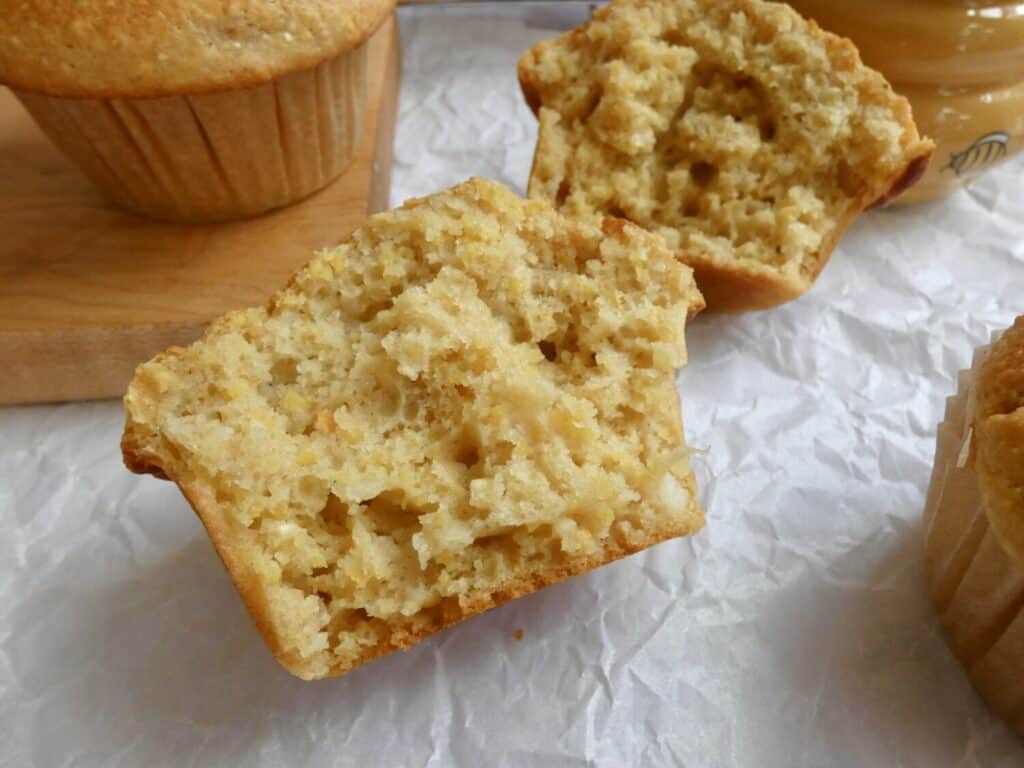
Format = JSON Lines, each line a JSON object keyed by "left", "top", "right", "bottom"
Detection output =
{"left": 519, "top": 0, "right": 933, "bottom": 312}
{"left": 122, "top": 179, "right": 705, "bottom": 679}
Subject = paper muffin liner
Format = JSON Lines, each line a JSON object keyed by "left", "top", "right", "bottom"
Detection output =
{"left": 924, "top": 341, "right": 1024, "bottom": 734}
{"left": 13, "top": 40, "right": 369, "bottom": 223}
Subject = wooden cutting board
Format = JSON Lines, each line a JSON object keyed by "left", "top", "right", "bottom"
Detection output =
{"left": 0, "top": 15, "right": 400, "bottom": 406}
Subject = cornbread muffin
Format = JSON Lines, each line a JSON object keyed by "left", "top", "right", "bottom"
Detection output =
{"left": 122, "top": 178, "right": 706, "bottom": 680}
{"left": 518, "top": 0, "right": 934, "bottom": 312}
{"left": 0, "top": 0, "right": 394, "bottom": 222}
{"left": 924, "top": 317, "right": 1024, "bottom": 734}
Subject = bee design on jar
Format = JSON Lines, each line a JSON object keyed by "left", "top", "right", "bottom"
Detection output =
{"left": 946, "top": 132, "right": 1010, "bottom": 179}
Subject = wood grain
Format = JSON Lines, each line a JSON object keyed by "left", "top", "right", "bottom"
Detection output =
{"left": 0, "top": 15, "right": 401, "bottom": 406}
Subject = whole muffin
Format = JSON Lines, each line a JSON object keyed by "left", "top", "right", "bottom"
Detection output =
{"left": 0, "top": 0, "right": 394, "bottom": 222}
{"left": 924, "top": 316, "right": 1024, "bottom": 734}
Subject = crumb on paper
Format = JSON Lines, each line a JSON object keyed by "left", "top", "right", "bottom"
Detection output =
{"left": 514, "top": 629, "right": 524, "bottom": 641}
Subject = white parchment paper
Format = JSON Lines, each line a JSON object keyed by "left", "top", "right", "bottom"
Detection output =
{"left": 3, "top": 5, "right": 1024, "bottom": 766}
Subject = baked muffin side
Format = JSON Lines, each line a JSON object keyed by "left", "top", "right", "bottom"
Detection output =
{"left": 924, "top": 318, "right": 1024, "bottom": 734}
{"left": 0, "top": 0, "right": 395, "bottom": 222}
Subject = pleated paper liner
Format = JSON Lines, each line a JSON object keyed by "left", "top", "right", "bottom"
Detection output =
{"left": 924, "top": 341, "right": 1024, "bottom": 733}
{"left": 15, "top": 33, "right": 369, "bottom": 223}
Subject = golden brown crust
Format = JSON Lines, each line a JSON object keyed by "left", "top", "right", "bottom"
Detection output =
{"left": 178, "top": 481, "right": 302, "bottom": 671}
{"left": 306, "top": 520, "right": 694, "bottom": 679}
{"left": 868, "top": 151, "right": 932, "bottom": 209}
{"left": 977, "top": 317, "right": 1024, "bottom": 422}
{"left": 0, "top": 0, "right": 394, "bottom": 98}
{"left": 679, "top": 255, "right": 804, "bottom": 313}
{"left": 517, "top": 55, "right": 544, "bottom": 116}
{"left": 975, "top": 316, "right": 1024, "bottom": 565}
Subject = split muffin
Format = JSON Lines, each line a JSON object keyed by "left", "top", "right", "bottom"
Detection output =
{"left": 519, "top": 0, "right": 933, "bottom": 312}
{"left": 122, "top": 179, "right": 706, "bottom": 679}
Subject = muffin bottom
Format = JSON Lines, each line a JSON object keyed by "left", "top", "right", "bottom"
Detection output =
{"left": 14, "top": 41, "right": 369, "bottom": 223}
{"left": 924, "top": 346, "right": 1024, "bottom": 733}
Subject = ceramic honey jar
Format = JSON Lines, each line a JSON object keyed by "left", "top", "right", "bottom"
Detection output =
{"left": 788, "top": 0, "right": 1024, "bottom": 204}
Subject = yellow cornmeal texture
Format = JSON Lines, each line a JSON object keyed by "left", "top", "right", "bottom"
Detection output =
{"left": 519, "top": 0, "right": 933, "bottom": 311}
{"left": 122, "top": 178, "right": 705, "bottom": 680}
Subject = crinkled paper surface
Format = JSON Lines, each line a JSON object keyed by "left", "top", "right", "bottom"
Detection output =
{"left": 2, "top": 5, "right": 1024, "bottom": 766}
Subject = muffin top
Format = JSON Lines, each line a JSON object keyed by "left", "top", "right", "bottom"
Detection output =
{"left": 975, "top": 315, "right": 1024, "bottom": 564}
{"left": 0, "top": 0, "right": 395, "bottom": 98}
